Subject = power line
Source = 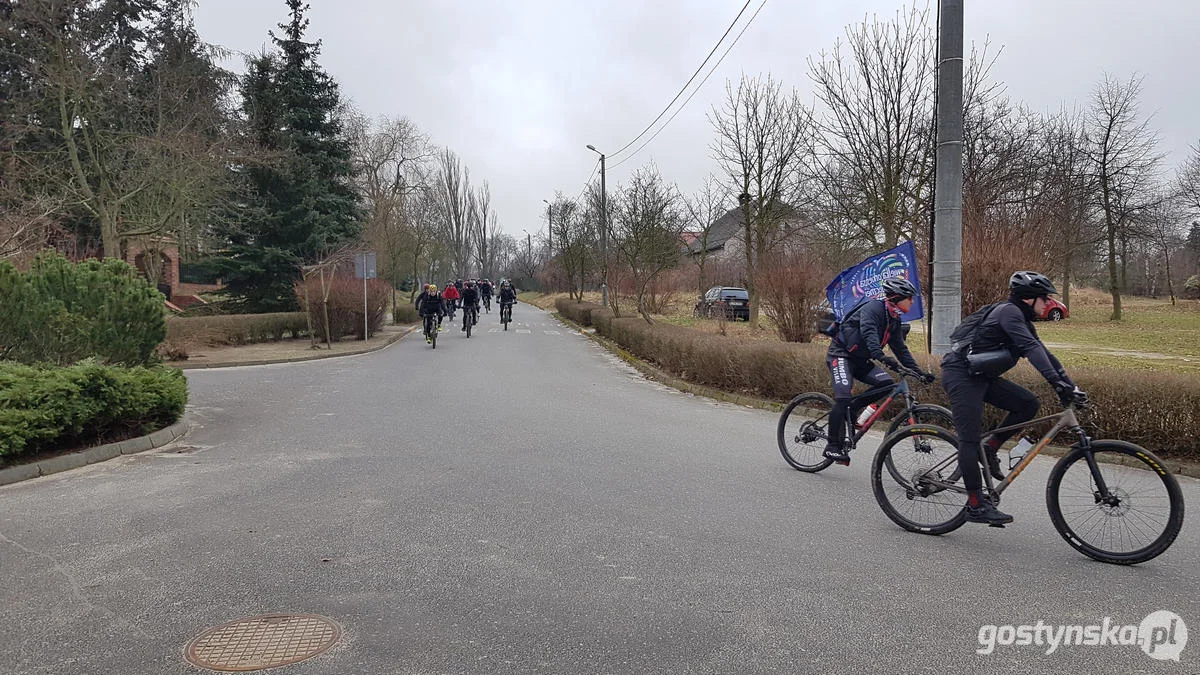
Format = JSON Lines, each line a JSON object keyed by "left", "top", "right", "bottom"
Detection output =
{"left": 607, "top": 0, "right": 755, "bottom": 161}
{"left": 609, "top": 0, "right": 768, "bottom": 171}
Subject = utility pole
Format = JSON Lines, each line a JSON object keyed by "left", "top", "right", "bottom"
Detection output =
{"left": 587, "top": 144, "right": 608, "bottom": 306}
{"left": 931, "top": 0, "right": 964, "bottom": 355}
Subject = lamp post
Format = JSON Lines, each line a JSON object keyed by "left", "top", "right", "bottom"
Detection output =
{"left": 542, "top": 198, "right": 553, "bottom": 255}
{"left": 586, "top": 144, "right": 608, "bottom": 306}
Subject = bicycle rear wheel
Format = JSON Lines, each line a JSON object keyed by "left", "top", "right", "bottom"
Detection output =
{"left": 871, "top": 425, "right": 966, "bottom": 534}
{"left": 1046, "top": 440, "right": 1185, "bottom": 565}
{"left": 885, "top": 403, "right": 955, "bottom": 437}
{"left": 776, "top": 393, "right": 836, "bottom": 472}
{"left": 466, "top": 311, "right": 473, "bottom": 338}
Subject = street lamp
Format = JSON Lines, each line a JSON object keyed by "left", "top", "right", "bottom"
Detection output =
{"left": 587, "top": 144, "right": 608, "bottom": 306}
{"left": 542, "top": 198, "right": 553, "bottom": 254}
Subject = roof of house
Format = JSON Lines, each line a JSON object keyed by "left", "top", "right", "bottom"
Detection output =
{"left": 686, "top": 207, "right": 744, "bottom": 255}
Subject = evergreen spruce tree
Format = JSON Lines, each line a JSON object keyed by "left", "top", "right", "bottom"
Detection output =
{"left": 216, "top": 0, "right": 361, "bottom": 312}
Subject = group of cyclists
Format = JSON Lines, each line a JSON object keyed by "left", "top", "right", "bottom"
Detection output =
{"left": 820, "top": 271, "right": 1087, "bottom": 527}
{"left": 414, "top": 277, "right": 518, "bottom": 342}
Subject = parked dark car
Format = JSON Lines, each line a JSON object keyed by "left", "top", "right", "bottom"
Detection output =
{"left": 694, "top": 286, "right": 750, "bottom": 321}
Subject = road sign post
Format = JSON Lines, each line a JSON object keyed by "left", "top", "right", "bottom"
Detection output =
{"left": 355, "top": 252, "right": 377, "bottom": 341}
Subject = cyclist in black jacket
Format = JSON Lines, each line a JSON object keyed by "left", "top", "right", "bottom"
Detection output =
{"left": 941, "top": 271, "right": 1088, "bottom": 526}
{"left": 459, "top": 280, "right": 480, "bottom": 331}
{"left": 823, "top": 277, "right": 935, "bottom": 466}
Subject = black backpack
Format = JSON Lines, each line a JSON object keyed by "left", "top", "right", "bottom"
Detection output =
{"left": 817, "top": 299, "right": 871, "bottom": 340}
{"left": 949, "top": 302, "right": 1003, "bottom": 354}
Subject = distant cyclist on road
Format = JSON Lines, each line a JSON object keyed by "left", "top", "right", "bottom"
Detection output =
{"left": 442, "top": 280, "right": 460, "bottom": 319}
{"left": 479, "top": 278, "right": 494, "bottom": 312}
{"left": 940, "top": 271, "right": 1087, "bottom": 526}
{"left": 460, "top": 279, "right": 481, "bottom": 332}
{"left": 415, "top": 284, "right": 446, "bottom": 342}
{"left": 823, "top": 277, "right": 934, "bottom": 467}
{"left": 497, "top": 279, "right": 517, "bottom": 320}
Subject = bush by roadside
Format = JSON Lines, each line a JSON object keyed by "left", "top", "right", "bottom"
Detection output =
{"left": 0, "top": 252, "right": 165, "bottom": 366}
{"left": 392, "top": 304, "right": 419, "bottom": 324}
{"left": 0, "top": 360, "right": 187, "bottom": 462}
{"left": 576, "top": 308, "right": 1199, "bottom": 459}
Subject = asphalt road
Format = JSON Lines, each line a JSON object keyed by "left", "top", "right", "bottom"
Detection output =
{"left": 2, "top": 304, "right": 1197, "bottom": 674}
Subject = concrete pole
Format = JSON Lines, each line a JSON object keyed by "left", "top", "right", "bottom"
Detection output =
{"left": 931, "top": 0, "right": 964, "bottom": 355}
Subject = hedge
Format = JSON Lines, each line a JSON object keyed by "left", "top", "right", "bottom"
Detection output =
{"left": 0, "top": 360, "right": 187, "bottom": 461}
{"left": 579, "top": 308, "right": 1200, "bottom": 459}
{"left": 555, "top": 298, "right": 605, "bottom": 326}
{"left": 392, "top": 304, "right": 420, "bottom": 324}
{"left": 165, "top": 313, "right": 308, "bottom": 347}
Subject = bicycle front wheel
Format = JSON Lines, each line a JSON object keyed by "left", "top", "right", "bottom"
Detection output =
{"left": 776, "top": 393, "right": 835, "bottom": 472}
{"left": 1046, "top": 441, "right": 1185, "bottom": 565}
{"left": 871, "top": 425, "right": 966, "bottom": 535}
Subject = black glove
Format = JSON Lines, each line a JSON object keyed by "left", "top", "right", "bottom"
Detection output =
{"left": 919, "top": 370, "right": 937, "bottom": 384}
{"left": 1053, "top": 380, "right": 1078, "bottom": 407}
{"left": 879, "top": 356, "right": 901, "bottom": 372}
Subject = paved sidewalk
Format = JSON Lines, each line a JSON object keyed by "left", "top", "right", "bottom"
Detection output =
{"left": 170, "top": 322, "right": 416, "bottom": 369}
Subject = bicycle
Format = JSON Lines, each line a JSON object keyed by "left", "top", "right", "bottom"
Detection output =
{"left": 463, "top": 304, "right": 478, "bottom": 338}
{"left": 422, "top": 313, "right": 438, "bottom": 349}
{"left": 483, "top": 295, "right": 491, "bottom": 313}
{"left": 777, "top": 367, "right": 954, "bottom": 472}
{"left": 500, "top": 301, "right": 513, "bottom": 330}
{"left": 870, "top": 403, "right": 1185, "bottom": 565}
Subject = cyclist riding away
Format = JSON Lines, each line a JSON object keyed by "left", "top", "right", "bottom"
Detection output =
{"left": 940, "top": 271, "right": 1087, "bottom": 526}
{"left": 823, "top": 277, "right": 934, "bottom": 466}
{"left": 480, "top": 278, "right": 493, "bottom": 312}
{"left": 460, "top": 279, "right": 480, "bottom": 331}
{"left": 415, "top": 283, "right": 446, "bottom": 343}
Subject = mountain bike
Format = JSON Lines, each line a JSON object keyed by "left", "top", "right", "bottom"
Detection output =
{"left": 870, "top": 403, "right": 1185, "bottom": 565}
{"left": 500, "top": 301, "right": 513, "bottom": 330}
{"left": 777, "top": 367, "right": 953, "bottom": 472}
{"left": 422, "top": 314, "right": 438, "bottom": 349}
{"left": 483, "top": 295, "right": 491, "bottom": 313}
{"left": 463, "top": 304, "right": 478, "bottom": 338}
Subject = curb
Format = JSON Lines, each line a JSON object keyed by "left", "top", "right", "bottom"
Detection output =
{"left": 0, "top": 417, "right": 191, "bottom": 488}
{"left": 173, "top": 326, "right": 416, "bottom": 370}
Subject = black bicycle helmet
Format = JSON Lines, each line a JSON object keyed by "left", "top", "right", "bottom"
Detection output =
{"left": 880, "top": 277, "right": 918, "bottom": 299}
{"left": 1009, "top": 271, "right": 1058, "bottom": 299}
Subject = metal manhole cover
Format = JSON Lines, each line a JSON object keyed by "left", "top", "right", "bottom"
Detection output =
{"left": 184, "top": 613, "right": 340, "bottom": 672}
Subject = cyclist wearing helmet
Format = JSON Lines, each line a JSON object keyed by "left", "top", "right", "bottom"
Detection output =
{"left": 442, "top": 280, "right": 460, "bottom": 318}
{"left": 823, "top": 276, "right": 934, "bottom": 466}
{"left": 941, "top": 271, "right": 1087, "bottom": 526}
{"left": 460, "top": 279, "right": 480, "bottom": 331}
{"left": 414, "top": 284, "right": 446, "bottom": 342}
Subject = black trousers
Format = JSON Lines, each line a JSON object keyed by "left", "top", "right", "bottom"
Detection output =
{"left": 826, "top": 354, "right": 893, "bottom": 449}
{"left": 941, "top": 358, "right": 1040, "bottom": 492}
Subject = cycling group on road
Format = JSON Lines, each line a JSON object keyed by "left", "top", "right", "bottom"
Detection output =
{"left": 414, "top": 278, "right": 518, "bottom": 344}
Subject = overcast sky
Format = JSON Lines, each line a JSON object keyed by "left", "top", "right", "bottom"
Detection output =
{"left": 193, "top": 0, "right": 1198, "bottom": 241}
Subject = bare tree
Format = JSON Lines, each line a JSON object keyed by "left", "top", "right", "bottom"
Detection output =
{"left": 709, "top": 73, "right": 814, "bottom": 327}
{"left": 609, "top": 165, "right": 686, "bottom": 323}
{"left": 435, "top": 148, "right": 472, "bottom": 276}
{"left": 682, "top": 173, "right": 730, "bottom": 294}
{"left": 1084, "top": 73, "right": 1164, "bottom": 320}
{"left": 1179, "top": 143, "right": 1200, "bottom": 215}
{"left": 469, "top": 181, "right": 501, "bottom": 278}
{"left": 807, "top": 4, "right": 935, "bottom": 249}
{"left": 549, "top": 195, "right": 590, "bottom": 301}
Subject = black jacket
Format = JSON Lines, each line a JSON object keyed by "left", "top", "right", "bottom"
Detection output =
{"left": 829, "top": 299, "right": 920, "bottom": 369}
{"left": 480, "top": 282, "right": 493, "bottom": 297}
{"left": 415, "top": 291, "right": 446, "bottom": 316}
{"left": 947, "top": 297, "right": 1071, "bottom": 384}
{"left": 498, "top": 287, "right": 517, "bottom": 303}
{"left": 461, "top": 287, "right": 480, "bottom": 306}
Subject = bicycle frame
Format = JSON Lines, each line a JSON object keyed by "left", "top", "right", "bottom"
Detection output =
{"left": 845, "top": 377, "right": 917, "bottom": 448}
{"left": 916, "top": 407, "right": 1090, "bottom": 496}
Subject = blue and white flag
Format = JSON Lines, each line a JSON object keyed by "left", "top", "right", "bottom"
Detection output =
{"left": 825, "top": 240, "right": 924, "bottom": 322}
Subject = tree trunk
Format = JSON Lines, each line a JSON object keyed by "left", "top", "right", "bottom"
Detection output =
{"left": 1164, "top": 245, "right": 1177, "bottom": 305}
{"left": 1062, "top": 249, "right": 1073, "bottom": 309}
{"left": 1106, "top": 219, "right": 1122, "bottom": 320}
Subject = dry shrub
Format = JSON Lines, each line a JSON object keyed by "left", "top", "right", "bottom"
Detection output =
{"left": 296, "top": 274, "right": 390, "bottom": 341}
{"left": 555, "top": 298, "right": 604, "bottom": 325}
{"left": 586, "top": 308, "right": 1200, "bottom": 459}
{"left": 164, "top": 313, "right": 309, "bottom": 348}
{"left": 756, "top": 250, "right": 831, "bottom": 342}
{"left": 961, "top": 223, "right": 1051, "bottom": 314}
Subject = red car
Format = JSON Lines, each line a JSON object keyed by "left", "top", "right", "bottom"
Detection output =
{"left": 1035, "top": 296, "right": 1069, "bottom": 321}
